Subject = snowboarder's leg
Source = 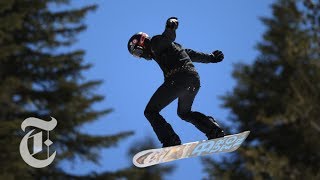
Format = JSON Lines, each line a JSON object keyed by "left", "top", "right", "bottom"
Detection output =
{"left": 144, "top": 81, "right": 183, "bottom": 147}
{"left": 177, "top": 85, "right": 225, "bottom": 139}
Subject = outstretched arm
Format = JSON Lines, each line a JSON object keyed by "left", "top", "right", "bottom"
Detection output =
{"left": 162, "top": 17, "right": 179, "bottom": 42}
{"left": 151, "top": 17, "right": 179, "bottom": 55}
{"left": 185, "top": 49, "right": 224, "bottom": 63}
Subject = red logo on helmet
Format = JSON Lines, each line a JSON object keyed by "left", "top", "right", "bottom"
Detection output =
{"left": 139, "top": 33, "right": 149, "bottom": 47}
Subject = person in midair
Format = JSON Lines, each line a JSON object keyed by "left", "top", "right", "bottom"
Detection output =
{"left": 127, "top": 17, "right": 225, "bottom": 147}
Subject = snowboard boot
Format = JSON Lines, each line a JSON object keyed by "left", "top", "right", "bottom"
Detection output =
{"left": 162, "top": 134, "right": 181, "bottom": 148}
{"left": 205, "top": 116, "right": 225, "bottom": 140}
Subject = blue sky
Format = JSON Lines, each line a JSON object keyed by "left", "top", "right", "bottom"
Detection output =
{"left": 62, "top": 0, "right": 274, "bottom": 179}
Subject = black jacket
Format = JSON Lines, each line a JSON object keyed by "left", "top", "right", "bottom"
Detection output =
{"left": 150, "top": 28, "right": 219, "bottom": 79}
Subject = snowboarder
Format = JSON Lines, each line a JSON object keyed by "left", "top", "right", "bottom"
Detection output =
{"left": 127, "top": 17, "right": 225, "bottom": 147}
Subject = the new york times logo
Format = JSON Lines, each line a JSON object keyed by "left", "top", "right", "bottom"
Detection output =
{"left": 19, "top": 117, "right": 57, "bottom": 168}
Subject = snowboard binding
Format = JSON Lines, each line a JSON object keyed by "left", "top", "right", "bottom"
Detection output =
{"left": 205, "top": 116, "right": 225, "bottom": 140}
{"left": 162, "top": 134, "right": 181, "bottom": 148}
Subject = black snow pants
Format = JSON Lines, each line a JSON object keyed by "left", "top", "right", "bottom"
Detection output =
{"left": 144, "top": 71, "right": 218, "bottom": 145}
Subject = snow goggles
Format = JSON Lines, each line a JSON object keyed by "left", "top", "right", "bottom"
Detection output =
{"left": 131, "top": 46, "right": 144, "bottom": 58}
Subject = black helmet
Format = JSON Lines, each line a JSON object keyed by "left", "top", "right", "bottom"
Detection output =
{"left": 127, "top": 32, "right": 152, "bottom": 59}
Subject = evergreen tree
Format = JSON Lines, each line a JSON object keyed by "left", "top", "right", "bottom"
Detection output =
{"left": 203, "top": 0, "right": 320, "bottom": 179}
{"left": 0, "top": 0, "right": 135, "bottom": 179}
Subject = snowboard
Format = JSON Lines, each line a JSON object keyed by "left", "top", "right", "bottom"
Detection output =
{"left": 133, "top": 131, "right": 250, "bottom": 168}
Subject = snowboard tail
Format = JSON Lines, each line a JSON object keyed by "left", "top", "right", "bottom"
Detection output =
{"left": 133, "top": 131, "right": 250, "bottom": 168}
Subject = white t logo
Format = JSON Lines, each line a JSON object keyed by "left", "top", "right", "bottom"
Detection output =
{"left": 19, "top": 117, "right": 57, "bottom": 168}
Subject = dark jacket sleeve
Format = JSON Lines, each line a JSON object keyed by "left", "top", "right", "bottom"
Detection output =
{"left": 185, "top": 49, "right": 217, "bottom": 63}
{"left": 162, "top": 28, "right": 176, "bottom": 42}
{"left": 151, "top": 28, "right": 176, "bottom": 55}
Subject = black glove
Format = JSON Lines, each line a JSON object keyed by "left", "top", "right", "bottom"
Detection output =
{"left": 166, "top": 17, "right": 179, "bottom": 30}
{"left": 212, "top": 50, "right": 224, "bottom": 62}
